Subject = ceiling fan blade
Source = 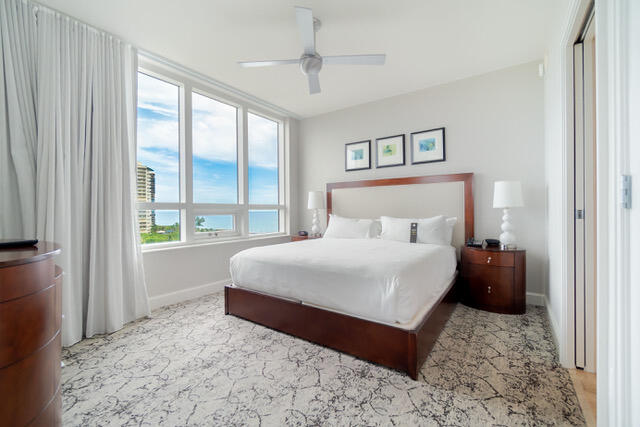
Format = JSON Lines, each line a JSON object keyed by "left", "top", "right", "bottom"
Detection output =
{"left": 322, "top": 54, "right": 386, "bottom": 65}
{"left": 295, "top": 6, "right": 316, "bottom": 55}
{"left": 307, "top": 73, "right": 320, "bottom": 94}
{"left": 238, "top": 59, "right": 299, "bottom": 68}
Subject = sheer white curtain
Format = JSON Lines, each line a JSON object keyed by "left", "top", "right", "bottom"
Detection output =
{"left": 0, "top": 0, "right": 150, "bottom": 346}
{"left": 0, "top": 0, "right": 37, "bottom": 238}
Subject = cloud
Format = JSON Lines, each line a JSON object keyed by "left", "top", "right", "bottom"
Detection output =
{"left": 193, "top": 178, "right": 238, "bottom": 204}
{"left": 138, "top": 102, "right": 178, "bottom": 119}
{"left": 138, "top": 148, "right": 179, "bottom": 174}
{"left": 138, "top": 117, "right": 179, "bottom": 151}
{"left": 248, "top": 113, "right": 278, "bottom": 169}
{"left": 138, "top": 72, "right": 179, "bottom": 108}
{"left": 249, "top": 182, "right": 278, "bottom": 205}
{"left": 192, "top": 92, "right": 237, "bottom": 164}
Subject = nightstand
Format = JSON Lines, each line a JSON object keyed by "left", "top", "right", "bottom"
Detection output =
{"left": 460, "top": 246, "right": 526, "bottom": 314}
{"left": 291, "top": 235, "right": 321, "bottom": 242}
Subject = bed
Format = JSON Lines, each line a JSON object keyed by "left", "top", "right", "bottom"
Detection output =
{"left": 225, "top": 173, "right": 474, "bottom": 379}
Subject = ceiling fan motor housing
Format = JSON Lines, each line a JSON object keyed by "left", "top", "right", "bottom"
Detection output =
{"left": 300, "top": 53, "right": 323, "bottom": 75}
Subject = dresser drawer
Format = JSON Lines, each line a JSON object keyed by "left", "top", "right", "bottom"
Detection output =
{"left": 0, "top": 283, "right": 58, "bottom": 368}
{"left": 0, "top": 259, "right": 55, "bottom": 302}
{"left": 463, "top": 249, "right": 514, "bottom": 267}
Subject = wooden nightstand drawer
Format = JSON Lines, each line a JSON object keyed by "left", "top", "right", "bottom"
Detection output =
{"left": 463, "top": 249, "right": 514, "bottom": 267}
{"left": 464, "top": 264, "right": 514, "bottom": 310}
{"left": 291, "top": 235, "right": 322, "bottom": 242}
{"left": 461, "top": 246, "right": 526, "bottom": 314}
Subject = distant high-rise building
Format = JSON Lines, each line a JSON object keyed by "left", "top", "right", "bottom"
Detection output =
{"left": 136, "top": 162, "right": 156, "bottom": 233}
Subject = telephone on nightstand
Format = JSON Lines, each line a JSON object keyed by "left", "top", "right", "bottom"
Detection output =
{"left": 466, "top": 238, "right": 501, "bottom": 248}
{"left": 484, "top": 239, "right": 500, "bottom": 247}
{"left": 466, "top": 238, "right": 482, "bottom": 248}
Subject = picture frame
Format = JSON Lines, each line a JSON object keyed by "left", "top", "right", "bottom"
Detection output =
{"left": 410, "top": 127, "right": 446, "bottom": 164}
{"left": 375, "top": 134, "right": 405, "bottom": 168}
{"left": 345, "top": 140, "right": 371, "bottom": 171}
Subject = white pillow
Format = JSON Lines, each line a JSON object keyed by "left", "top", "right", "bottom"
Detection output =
{"left": 445, "top": 217, "right": 458, "bottom": 244}
{"left": 369, "top": 219, "right": 382, "bottom": 239}
{"left": 323, "top": 214, "right": 374, "bottom": 239}
{"left": 380, "top": 215, "right": 449, "bottom": 245}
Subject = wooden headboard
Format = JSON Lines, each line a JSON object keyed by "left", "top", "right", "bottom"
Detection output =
{"left": 326, "top": 173, "right": 474, "bottom": 245}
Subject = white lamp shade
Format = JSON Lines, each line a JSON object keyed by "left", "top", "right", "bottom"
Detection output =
{"left": 307, "top": 191, "right": 324, "bottom": 209}
{"left": 493, "top": 181, "right": 524, "bottom": 208}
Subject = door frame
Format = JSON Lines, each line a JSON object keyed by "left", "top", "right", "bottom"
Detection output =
{"left": 560, "top": 0, "right": 638, "bottom": 424}
{"left": 594, "top": 0, "right": 638, "bottom": 424}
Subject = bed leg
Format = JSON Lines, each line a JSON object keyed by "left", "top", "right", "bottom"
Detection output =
{"left": 224, "top": 286, "right": 230, "bottom": 315}
{"left": 407, "top": 333, "right": 418, "bottom": 380}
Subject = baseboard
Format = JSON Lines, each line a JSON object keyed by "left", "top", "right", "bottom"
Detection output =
{"left": 148, "top": 279, "right": 231, "bottom": 310}
{"left": 544, "top": 295, "right": 561, "bottom": 353}
{"left": 526, "top": 292, "right": 545, "bottom": 306}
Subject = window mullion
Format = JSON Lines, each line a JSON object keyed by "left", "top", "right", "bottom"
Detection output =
{"left": 239, "top": 107, "right": 249, "bottom": 236}
{"left": 280, "top": 118, "right": 287, "bottom": 234}
{"left": 183, "top": 84, "right": 194, "bottom": 243}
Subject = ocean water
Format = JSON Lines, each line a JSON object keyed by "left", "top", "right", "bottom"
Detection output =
{"left": 151, "top": 210, "right": 278, "bottom": 234}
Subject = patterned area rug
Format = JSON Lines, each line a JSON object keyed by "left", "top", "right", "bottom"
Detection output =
{"left": 62, "top": 292, "right": 585, "bottom": 426}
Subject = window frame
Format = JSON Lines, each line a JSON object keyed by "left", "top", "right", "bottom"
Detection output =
{"left": 136, "top": 58, "right": 288, "bottom": 250}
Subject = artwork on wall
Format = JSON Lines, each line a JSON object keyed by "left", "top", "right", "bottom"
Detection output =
{"left": 410, "top": 127, "right": 446, "bottom": 164}
{"left": 345, "top": 140, "right": 371, "bottom": 171}
{"left": 375, "top": 134, "right": 405, "bottom": 168}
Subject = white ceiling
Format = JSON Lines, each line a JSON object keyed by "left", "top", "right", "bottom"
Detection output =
{"left": 36, "top": 0, "right": 565, "bottom": 118}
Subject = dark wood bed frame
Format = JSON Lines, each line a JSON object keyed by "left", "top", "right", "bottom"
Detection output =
{"left": 225, "top": 173, "right": 474, "bottom": 380}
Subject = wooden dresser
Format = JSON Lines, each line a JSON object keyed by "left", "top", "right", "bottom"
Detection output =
{"left": 460, "top": 246, "right": 526, "bottom": 314}
{"left": 0, "top": 242, "right": 62, "bottom": 426}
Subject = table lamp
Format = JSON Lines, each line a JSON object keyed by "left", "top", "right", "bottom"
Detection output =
{"left": 493, "top": 181, "right": 524, "bottom": 249}
{"left": 308, "top": 191, "right": 325, "bottom": 237}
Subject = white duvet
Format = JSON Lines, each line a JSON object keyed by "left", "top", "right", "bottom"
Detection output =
{"left": 229, "top": 238, "right": 456, "bottom": 327}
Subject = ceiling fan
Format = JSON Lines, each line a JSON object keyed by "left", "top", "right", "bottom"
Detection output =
{"left": 238, "top": 6, "right": 386, "bottom": 95}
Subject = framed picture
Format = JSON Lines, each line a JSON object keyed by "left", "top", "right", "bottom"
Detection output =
{"left": 375, "top": 134, "right": 405, "bottom": 168}
{"left": 345, "top": 140, "right": 371, "bottom": 171}
{"left": 410, "top": 127, "right": 446, "bottom": 164}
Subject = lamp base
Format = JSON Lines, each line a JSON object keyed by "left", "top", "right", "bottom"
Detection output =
{"left": 499, "top": 208, "right": 517, "bottom": 249}
{"left": 311, "top": 209, "right": 321, "bottom": 237}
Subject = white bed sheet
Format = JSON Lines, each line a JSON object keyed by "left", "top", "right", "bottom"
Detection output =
{"left": 229, "top": 238, "right": 457, "bottom": 327}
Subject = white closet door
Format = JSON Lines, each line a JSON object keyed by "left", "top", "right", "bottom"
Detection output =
{"left": 582, "top": 22, "right": 597, "bottom": 373}
{"left": 573, "top": 15, "right": 597, "bottom": 372}
{"left": 574, "top": 42, "right": 586, "bottom": 369}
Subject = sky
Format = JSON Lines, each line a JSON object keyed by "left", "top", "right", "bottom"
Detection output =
{"left": 137, "top": 72, "right": 279, "bottom": 232}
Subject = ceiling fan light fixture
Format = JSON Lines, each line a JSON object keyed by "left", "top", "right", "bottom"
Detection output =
{"left": 300, "top": 54, "right": 323, "bottom": 75}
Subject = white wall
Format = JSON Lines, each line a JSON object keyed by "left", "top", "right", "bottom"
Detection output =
{"left": 297, "top": 62, "right": 546, "bottom": 298}
{"left": 543, "top": 32, "right": 567, "bottom": 348}
{"left": 142, "top": 235, "right": 290, "bottom": 309}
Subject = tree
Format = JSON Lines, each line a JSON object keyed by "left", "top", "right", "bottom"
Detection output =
{"left": 195, "top": 216, "right": 205, "bottom": 227}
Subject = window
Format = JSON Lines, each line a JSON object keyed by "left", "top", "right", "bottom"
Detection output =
{"left": 138, "top": 210, "right": 180, "bottom": 244}
{"left": 192, "top": 92, "right": 238, "bottom": 204}
{"left": 135, "top": 65, "right": 286, "bottom": 247}
{"left": 248, "top": 112, "right": 279, "bottom": 205}
{"left": 249, "top": 210, "right": 279, "bottom": 234}
{"left": 137, "top": 73, "right": 180, "bottom": 203}
{"left": 195, "top": 215, "right": 234, "bottom": 236}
